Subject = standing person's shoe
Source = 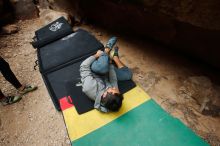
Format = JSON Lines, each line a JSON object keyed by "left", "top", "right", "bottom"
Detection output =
{"left": 0, "top": 95, "right": 22, "bottom": 106}
{"left": 19, "top": 85, "right": 37, "bottom": 95}
{"left": 105, "top": 36, "right": 117, "bottom": 50}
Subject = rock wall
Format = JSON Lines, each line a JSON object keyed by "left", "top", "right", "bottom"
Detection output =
{"left": 43, "top": 0, "right": 220, "bottom": 68}
{"left": 0, "top": 0, "right": 38, "bottom": 27}
{"left": 12, "top": 0, "right": 39, "bottom": 20}
{"left": 132, "top": 0, "right": 220, "bottom": 30}
{"left": 1, "top": 0, "right": 220, "bottom": 68}
{"left": 0, "top": 0, "right": 15, "bottom": 27}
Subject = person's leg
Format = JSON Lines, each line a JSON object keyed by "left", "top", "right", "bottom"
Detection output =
{"left": 0, "top": 90, "right": 5, "bottom": 99}
{"left": 0, "top": 57, "right": 37, "bottom": 95}
{"left": 113, "top": 56, "right": 133, "bottom": 81}
{"left": 105, "top": 36, "right": 117, "bottom": 50}
{"left": 105, "top": 37, "right": 117, "bottom": 60}
{"left": 0, "top": 89, "right": 22, "bottom": 105}
{"left": 0, "top": 57, "right": 22, "bottom": 89}
{"left": 110, "top": 45, "right": 119, "bottom": 60}
{"left": 91, "top": 52, "right": 110, "bottom": 75}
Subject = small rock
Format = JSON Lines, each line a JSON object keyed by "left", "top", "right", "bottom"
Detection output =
{"left": 39, "top": 9, "right": 71, "bottom": 26}
{"left": 179, "top": 76, "right": 220, "bottom": 115}
{"left": 97, "top": 32, "right": 102, "bottom": 36}
{"left": 1, "top": 137, "right": 4, "bottom": 142}
{"left": 13, "top": 0, "right": 39, "bottom": 20}
{"left": 1, "top": 24, "right": 19, "bottom": 35}
{"left": 65, "top": 139, "right": 70, "bottom": 144}
{"left": 4, "top": 53, "right": 10, "bottom": 58}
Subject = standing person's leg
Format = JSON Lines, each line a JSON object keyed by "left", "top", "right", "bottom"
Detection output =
{"left": 0, "top": 57, "right": 37, "bottom": 95}
{"left": 0, "top": 58, "right": 22, "bottom": 105}
{"left": 0, "top": 57, "right": 22, "bottom": 89}
{"left": 0, "top": 89, "right": 21, "bottom": 105}
{"left": 0, "top": 90, "right": 5, "bottom": 99}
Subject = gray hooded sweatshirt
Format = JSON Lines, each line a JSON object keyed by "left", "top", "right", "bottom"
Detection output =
{"left": 80, "top": 55, "right": 118, "bottom": 112}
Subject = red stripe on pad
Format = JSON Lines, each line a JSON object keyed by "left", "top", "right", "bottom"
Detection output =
{"left": 59, "top": 96, "right": 74, "bottom": 111}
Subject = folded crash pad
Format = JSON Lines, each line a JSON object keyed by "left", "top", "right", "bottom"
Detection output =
{"left": 38, "top": 29, "right": 104, "bottom": 73}
{"left": 32, "top": 16, "right": 73, "bottom": 48}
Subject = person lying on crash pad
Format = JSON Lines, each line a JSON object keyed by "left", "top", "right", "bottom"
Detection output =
{"left": 80, "top": 37, "right": 132, "bottom": 112}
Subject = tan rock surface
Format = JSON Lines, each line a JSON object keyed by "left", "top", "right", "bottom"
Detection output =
{"left": 0, "top": 17, "right": 220, "bottom": 146}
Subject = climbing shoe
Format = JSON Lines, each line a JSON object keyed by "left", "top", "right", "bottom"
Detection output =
{"left": 105, "top": 36, "right": 117, "bottom": 50}
{"left": 19, "top": 85, "right": 37, "bottom": 95}
{"left": 110, "top": 46, "right": 119, "bottom": 59}
{"left": 1, "top": 95, "right": 22, "bottom": 106}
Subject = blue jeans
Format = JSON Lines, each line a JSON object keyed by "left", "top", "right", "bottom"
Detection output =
{"left": 114, "top": 66, "right": 132, "bottom": 81}
{"left": 91, "top": 53, "right": 132, "bottom": 81}
{"left": 91, "top": 53, "right": 110, "bottom": 74}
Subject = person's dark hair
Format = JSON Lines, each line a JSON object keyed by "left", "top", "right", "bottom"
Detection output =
{"left": 101, "top": 93, "right": 123, "bottom": 112}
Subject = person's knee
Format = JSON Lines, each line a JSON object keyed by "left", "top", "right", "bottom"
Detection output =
{"left": 91, "top": 61, "right": 109, "bottom": 74}
{"left": 116, "top": 67, "right": 133, "bottom": 81}
{"left": 91, "top": 54, "right": 109, "bottom": 75}
{"left": 93, "top": 66, "right": 109, "bottom": 74}
{"left": 125, "top": 69, "right": 133, "bottom": 80}
{"left": 122, "top": 69, "right": 132, "bottom": 80}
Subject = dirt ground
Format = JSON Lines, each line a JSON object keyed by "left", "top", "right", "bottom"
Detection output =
{"left": 0, "top": 18, "right": 220, "bottom": 146}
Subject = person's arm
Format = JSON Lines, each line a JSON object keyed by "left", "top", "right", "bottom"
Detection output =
{"left": 80, "top": 50, "right": 102, "bottom": 80}
{"left": 80, "top": 50, "right": 108, "bottom": 101}
{"left": 80, "top": 56, "right": 96, "bottom": 80}
{"left": 80, "top": 55, "right": 100, "bottom": 102}
{"left": 108, "top": 64, "right": 118, "bottom": 89}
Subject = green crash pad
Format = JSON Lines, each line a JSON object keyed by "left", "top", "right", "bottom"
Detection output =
{"left": 73, "top": 100, "right": 209, "bottom": 146}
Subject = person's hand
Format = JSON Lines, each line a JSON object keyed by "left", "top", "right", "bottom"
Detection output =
{"left": 94, "top": 50, "right": 103, "bottom": 58}
{"left": 112, "top": 87, "right": 120, "bottom": 94}
{"left": 104, "top": 47, "right": 111, "bottom": 54}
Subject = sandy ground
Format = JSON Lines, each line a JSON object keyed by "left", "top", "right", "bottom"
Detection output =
{"left": 0, "top": 18, "right": 220, "bottom": 146}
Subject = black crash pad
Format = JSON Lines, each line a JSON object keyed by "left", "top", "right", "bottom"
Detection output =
{"left": 38, "top": 29, "right": 104, "bottom": 73}
{"left": 32, "top": 17, "right": 73, "bottom": 48}
{"left": 33, "top": 17, "right": 136, "bottom": 113}
{"left": 46, "top": 60, "right": 136, "bottom": 114}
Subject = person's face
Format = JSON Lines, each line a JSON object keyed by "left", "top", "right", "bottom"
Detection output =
{"left": 103, "top": 87, "right": 119, "bottom": 98}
